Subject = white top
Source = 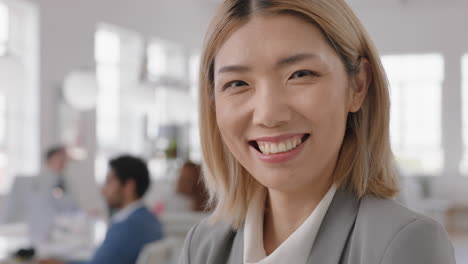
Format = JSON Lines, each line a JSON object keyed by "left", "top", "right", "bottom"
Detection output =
{"left": 112, "top": 200, "right": 144, "bottom": 223}
{"left": 243, "top": 185, "right": 337, "bottom": 264}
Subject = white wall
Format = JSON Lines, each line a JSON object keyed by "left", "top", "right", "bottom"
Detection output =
{"left": 30, "top": 0, "right": 216, "bottom": 210}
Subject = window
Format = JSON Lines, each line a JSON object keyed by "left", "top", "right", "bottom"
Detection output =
{"left": 0, "top": 2, "right": 8, "bottom": 191}
{"left": 189, "top": 52, "right": 201, "bottom": 162}
{"left": 144, "top": 38, "right": 195, "bottom": 180}
{"left": 0, "top": 0, "right": 39, "bottom": 193}
{"left": 0, "top": 2, "right": 7, "bottom": 56}
{"left": 460, "top": 54, "right": 468, "bottom": 174}
{"left": 94, "top": 27, "right": 121, "bottom": 184}
{"left": 145, "top": 38, "right": 187, "bottom": 137}
{"left": 0, "top": 92, "right": 5, "bottom": 189}
{"left": 147, "top": 38, "right": 185, "bottom": 81}
{"left": 381, "top": 54, "right": 444, "bottom": 175}
{"left": 0, "top": 2, "right": 8, "bottom": 148}
{"left": 94, "top": 25, "right": 146, "bottom": 183}
{"left": 0, "top": 92, "right": 5, "bottom": 144}
{"left": 95, "top": 28, "right": 120, "bottom": 147}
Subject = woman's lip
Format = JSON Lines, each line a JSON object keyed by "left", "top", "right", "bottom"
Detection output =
{"left": 250, "top": 133, "right": 306, "bottom": 143}
{"left": 252, "top": 138, "right": 307, "bottom": 164}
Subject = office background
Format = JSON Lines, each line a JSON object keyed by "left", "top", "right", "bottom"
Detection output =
{"left": 0, "top": 0, "right": 467, "bottom": 262}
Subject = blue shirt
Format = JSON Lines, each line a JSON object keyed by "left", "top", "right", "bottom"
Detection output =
{"left": 67, "top": 205, "right": 164, "bottom": 264}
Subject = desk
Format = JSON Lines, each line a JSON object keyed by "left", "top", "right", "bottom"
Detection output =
{"left": 0, "top": 219, "right": 106, "bottom": 263}
{"left": 0, "top": 224, "right": 29, "bottom": 261}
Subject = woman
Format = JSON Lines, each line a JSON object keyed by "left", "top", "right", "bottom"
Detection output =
{"left": 179, "top": 0, "right": 455, "bottom": 263}
{"left": 176, "top": 161, "right": 210, "bottom": 212}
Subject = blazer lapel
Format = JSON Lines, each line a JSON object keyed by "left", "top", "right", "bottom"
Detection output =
{"left": 307, "top": 187, "right": 360, "bottom": 264}
{"left": 227, "top": 223, "right": 245, "bottom": 264}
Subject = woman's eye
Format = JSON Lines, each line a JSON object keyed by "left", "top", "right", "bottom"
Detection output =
{"left": 289, "top": 70, "right": 317, "bottom": 79}
{"left": 223, "top": 80, "right": 247, "bottom": 90}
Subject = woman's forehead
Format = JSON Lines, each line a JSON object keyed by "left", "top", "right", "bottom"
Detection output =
{"left": 214, "top": 14, "right": 338, "bottom": 73}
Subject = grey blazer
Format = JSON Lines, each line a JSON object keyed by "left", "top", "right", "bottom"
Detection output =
{"left": 178, "top": 187, "right": 455, "bottom": 264}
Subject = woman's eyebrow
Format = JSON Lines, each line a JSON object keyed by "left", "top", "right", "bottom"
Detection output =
{"left": 276, "top": 53, "right": 320, "bottom": 68}
{"left": 217, "top": 65, "right": 251, "bottom": 74}
{"left": 217, "top": 53, "right": 320, "bottom": 74}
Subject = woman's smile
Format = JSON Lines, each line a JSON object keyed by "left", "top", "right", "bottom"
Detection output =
{"left": 248, "top": 133, "right": 310, "bottom": 163}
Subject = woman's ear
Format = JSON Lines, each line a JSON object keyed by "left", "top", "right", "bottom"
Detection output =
{"left": 349, "top": 58, "right": 371, "bottom": 113}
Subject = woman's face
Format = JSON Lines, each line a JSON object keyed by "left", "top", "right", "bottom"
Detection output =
{"left": 214, "top": 14, "right": 361, "bottom": 193}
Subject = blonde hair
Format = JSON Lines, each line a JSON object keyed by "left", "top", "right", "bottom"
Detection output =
{"left": 199, "top": 0, "right": 398, "bottom": 228}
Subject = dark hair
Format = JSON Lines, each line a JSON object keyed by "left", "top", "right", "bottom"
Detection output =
{"left": 109, "top": 155, "right": 151, "bottom": 198}
{"left": 176, "top": 161, "right": 210, "bottom": 212}
{"left": 45, "top": 145, "right": 66, "bottom": 161}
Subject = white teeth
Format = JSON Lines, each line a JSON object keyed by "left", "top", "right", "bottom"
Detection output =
{"left": 286, "top": 141, "right": 292, "bottom": 150}
{"left": 256, "top": 136, "right": 305, "bottom": 155}
{"left": 278, "top": 143, "right": 286, "bottom": 152}
{"left": 259, "top": 145, "right": 265, "bottom": 154}
{"left": 271, "top": 144, "right": 278, "bottom": 154}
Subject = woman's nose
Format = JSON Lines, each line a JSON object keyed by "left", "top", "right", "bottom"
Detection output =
{"left": 252, "top": 82, "right": 292, "bottom": 128}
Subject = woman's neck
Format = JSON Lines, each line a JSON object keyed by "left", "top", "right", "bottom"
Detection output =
{"left": 262, "top": 179, "right": 333, "bottom": 255}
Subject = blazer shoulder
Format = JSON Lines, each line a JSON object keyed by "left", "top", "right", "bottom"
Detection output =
{"left": 359, "top": 195, "right": 424, "bottom": 224}
{"left": 179, "top": 218, "right": 238, "bottom": 264}
{"left": 350, "top": 196, "right": 454, "bottom": 264}
{"left": 380, "top": 216, "right": 455, "bottom": 264}
{"left": 357, "top": 195, "right": 444, "bottom": 239}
